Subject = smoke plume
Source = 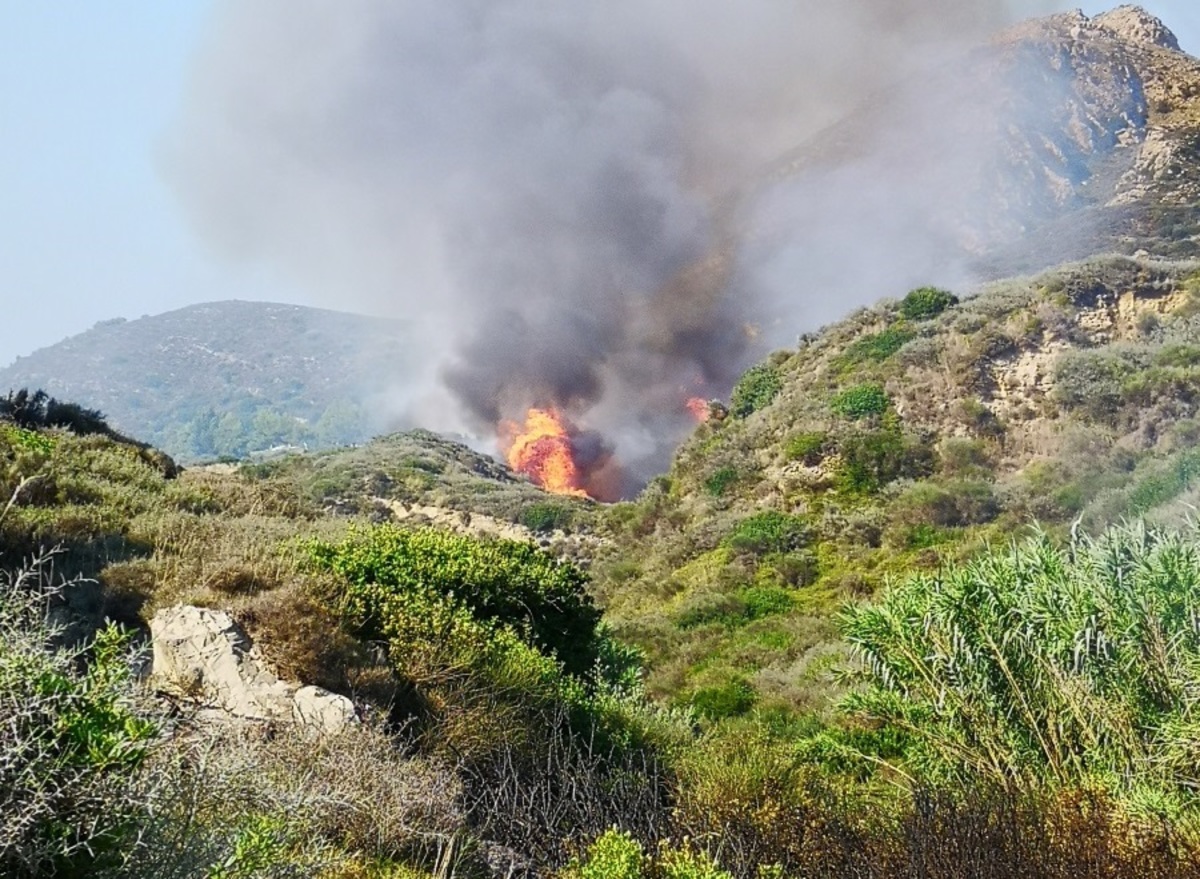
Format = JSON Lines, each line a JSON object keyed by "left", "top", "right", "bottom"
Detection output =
{"left": 167, "top": 0, "right": 1060, "bottom": 494}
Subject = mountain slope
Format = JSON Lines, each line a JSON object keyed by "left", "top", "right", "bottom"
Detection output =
{"left": 0, "top": 301, "right": 412, "bottom": 462}
{"left": 743, "top": 6, "right": 1200, "bottom": 291}
{"left": 593, "top": 255, "right": 1200, "bottom": 715}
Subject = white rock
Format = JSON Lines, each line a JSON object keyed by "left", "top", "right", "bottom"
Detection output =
{"left": 149, "top": 605, "right": 357, "bottom": 737}
{"left": 292, "top": 685, "right": 358, "bottom": 737}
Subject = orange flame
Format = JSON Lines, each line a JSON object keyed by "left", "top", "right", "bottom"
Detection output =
{"left": 685, "top": 396, "right": 711, "bottom": 423}
{"left": 501, "top": 408, "right": 590, "bottom": 497}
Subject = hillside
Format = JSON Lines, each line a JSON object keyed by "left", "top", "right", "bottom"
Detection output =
{"left": 592, "top": 255, "right": 1200, "bottom": 715}
{"left": 10, "top": 5, "right": 1200, "bottom": 878}
{"left": 0, "top": 300, "right": 412, "bottom": 463}
{"left": 748, "top": 6, "right": 1200, "bottom": 285}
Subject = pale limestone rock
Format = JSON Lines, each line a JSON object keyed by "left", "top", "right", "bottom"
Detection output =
{"left": 1094, "top": 6, "right": 1181, "bottom": 52}
{"left": 150, "top": 605, "right": 292, "bottom": 720}
{"left": 150, "top": 605, "right": 357, "bottom": 737}
{"left": 292, "top": 685, "right": 358, "bottom": 737}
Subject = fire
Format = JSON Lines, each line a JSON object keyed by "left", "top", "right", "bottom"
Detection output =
{"left": 501, "top": 407, "right": 590, "bottom": 498}
{"left": 686, "top": 396, "right": 711, "bottom": 422}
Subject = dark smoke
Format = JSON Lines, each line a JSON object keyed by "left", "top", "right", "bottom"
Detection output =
{"left": 167, "top": 0, "right": 1061, "bottom": 493}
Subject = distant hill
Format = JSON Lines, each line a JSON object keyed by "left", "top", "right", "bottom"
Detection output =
{"left": 0, "top": 300, "right": 413, "bottom": 462}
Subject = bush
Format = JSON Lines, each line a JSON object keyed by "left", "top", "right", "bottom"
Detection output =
{"left": 839, "top": 326, "right": 916, "bottom": 368}
{"left": 724, "top": 511, "right": 809, "bottom": 556}
{"left": 562, "top": 830, "right": 732, "bottom": 879}
{"left": 785, "top": 431, "right": 828, "bottom": 465}
{"left": 306, "top": 525, "right": 602, "bottom": 678}
{"left": 831, "top": 384, "right": 890, "bottom": 420}
{"left": 691, "top": 679, "right": 757, "bottom": 720}
{"left": 837, "top": 427, "right": 933, "bottom": 494}
{"left": 1053, "top": 349, "right": 1142, "bottom": 423}
{"left": 1, "top": 555, "right": 157, "bottom": 877}
{"left": 900, "top": 286, "right": 959, "bottom": 320}
{"left": 730, "top": 365, "right": 782, "bottom": 418}
{"left": 704, "top": 466, "right": 741, "bottom": 498}
{"left": 520, "top": 502, "right": 575, "bottom": 533}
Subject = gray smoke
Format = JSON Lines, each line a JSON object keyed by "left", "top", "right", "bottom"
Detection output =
{"left": 167, "top": 0, "right": 1059, "bottom": 495}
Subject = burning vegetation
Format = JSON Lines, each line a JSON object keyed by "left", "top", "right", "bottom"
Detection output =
{"left": 501, "top": 408, "right": 591, "bottom": 498}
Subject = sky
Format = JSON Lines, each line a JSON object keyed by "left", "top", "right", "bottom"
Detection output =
{"left": 1, "top": 1, "right": 1198, "bottom": 368}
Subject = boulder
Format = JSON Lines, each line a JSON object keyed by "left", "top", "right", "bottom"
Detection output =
{"left": 292, "top": 684, "right": 358, "bottom": 738}
{"left": 149, "top": 604, "right": 357, "bottom": 737}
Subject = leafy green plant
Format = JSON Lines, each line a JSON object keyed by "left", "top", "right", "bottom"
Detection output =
{"left": 900, "top": 286, "right": 958, "bottom": 320}
{"left": 703, "top": 466, "right": 741, "bottom": 498}
{"left": 785, "top": 431, "right": 828, "bottom": 465}
{"left": 843, "top": 522, "right": 1200, "bottom": 806}
{"left": 520, "top": 502, "right": 575, "bottom": 533}
{"left": 839, "top": 326, "right": 916, "bottom": 368}
{"left": 306, "top": 525, "right": 601, "bottom": 678}
{"left": 831, "top": 383, "right": 890, "bottom": 420}
{"left": 691, "top": 679, "right": 757, "bottom": 720}
{"left": 730, "top": 365, "right": 783, "bottom": 418}
{"left": 724, "top": 511, "right": 809, "bottom": 556}
{"left": 837, "top": 426, "right": 933, "bottom": 494}
{"left": 1, "top": 555, "right": 158, "bottom": 876}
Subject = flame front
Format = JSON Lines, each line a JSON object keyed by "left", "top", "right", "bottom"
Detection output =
{"left": 685, "top": 396, "right": 711, "bottom": 422}
{"left": 501, "top": 408, "right": 590, "bottom": 497}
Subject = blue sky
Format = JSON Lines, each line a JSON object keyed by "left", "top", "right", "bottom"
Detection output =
{"left": 1, "top": 2, "right": 1197, "bottom": 367}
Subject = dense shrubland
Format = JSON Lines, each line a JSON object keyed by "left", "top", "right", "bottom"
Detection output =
{"left": 14, "top": 258, "right": 1200, "bottom": 875}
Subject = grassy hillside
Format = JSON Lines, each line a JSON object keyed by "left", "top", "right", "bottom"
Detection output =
{"left": 592, "top": 255, "right": 1200, "bottom": 718}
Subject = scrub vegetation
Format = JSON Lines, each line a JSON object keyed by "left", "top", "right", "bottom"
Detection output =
{"left": 11, "top": 259, "right": 1200, "bottom": 875}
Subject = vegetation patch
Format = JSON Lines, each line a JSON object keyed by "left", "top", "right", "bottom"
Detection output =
{"left": 899, "top": 286, "right": 959, "bottom": 320}
{"left": 730, "top": 365, "right": 783, "bottom": 418}
{"left": 831, "top": 383, "right": 890, "bottom": 420}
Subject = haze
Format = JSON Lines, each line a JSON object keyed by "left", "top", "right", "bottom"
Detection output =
{"left": 2, "top": 1, "right": 1197, "bottom": 378}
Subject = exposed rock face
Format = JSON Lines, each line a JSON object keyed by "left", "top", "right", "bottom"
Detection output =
{"left": 763, "top": 5, "right": 1200, "bottom": 275}
{"left": 150, "top": 605, "right": 357, "bottom": 737}
{"left": 1094, "top": 6, "right": 1181, "bottom": 51}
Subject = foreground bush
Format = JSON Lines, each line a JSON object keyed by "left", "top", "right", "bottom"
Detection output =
{"left": 306, "top": 525, "right": 602, "bottom": 678}
{"left": 843, "top": 521, "right": 1200, "bottom": 807}
{"left": 0, "top": 555, "right": 155, "bottom": 878}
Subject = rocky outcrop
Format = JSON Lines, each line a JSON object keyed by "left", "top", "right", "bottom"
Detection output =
{"left": 1094, "top": 6, "right": 1181, "bottom": 52}
{"left": 149, "top": 605, "right": 357, "bottom": 737}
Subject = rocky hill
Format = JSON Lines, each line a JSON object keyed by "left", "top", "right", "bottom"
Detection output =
{"left": 748, "top": 6, "right": 1200, "bottom": 284}
{"left": 0, "top": 301, "right": 413, "bottom": 462}
{"left": 590, "top": 255, "right": 1200, "bottom": 715}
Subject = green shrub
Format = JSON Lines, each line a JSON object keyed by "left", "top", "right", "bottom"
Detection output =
{"left": 831, "top": 384, "right": 890, "bottom": 420}
{"left": 570, "top": 829, "right": 645, "bottom": 879}
{"left": 730, "top": 365, "right": 783, "bottom": 418}
{"left": 839, "top": 326, "right": 916, "bottom": 368}
{"left": 520, "top": 502, "right": 575, "bottom": 533}
{"left": 1, "top": 557, "right": 157, "bottom": 876}
{"left": 900, "top": 286, "right": 958, "bottom": 320}
{"left": 305, "top": 525, "right": 601, "bottom": 678}
{"left": 725, "top": 511, "right": 809, "bottom": 556}
{"left": 691, "top": 679, "right": 757, "bottom": 720}
{"left": 563, "top": 830, "right": 732, "bottom": 879}
{"left": 785, "top": 431, "right": 828, "bottom": 465}
{"left": 1053, "top": 349, "right": 1142, "bottom": 423}
{"left": 837, "top": 427, "right": 933, "bottom": 494}
{"left": 1127, "top": 448, "right": 1200, "bottom": 513}
{"left": 740, "top": 585, "right": 795, "bottom": 619}
{"left": 889, "top": 481, "right": 999, "bottom": 530}
{"left": 704, "top": 466, "right": 741, "bottom": 498}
